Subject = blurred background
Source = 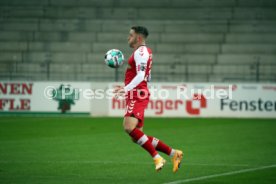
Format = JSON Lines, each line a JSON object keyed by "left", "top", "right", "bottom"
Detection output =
{"left": 0, "top": 0, "right": 276, "bottom": 83}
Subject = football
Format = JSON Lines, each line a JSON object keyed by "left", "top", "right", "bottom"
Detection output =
{"left": 104, "top": 49, "right": 124, "bottom": 68}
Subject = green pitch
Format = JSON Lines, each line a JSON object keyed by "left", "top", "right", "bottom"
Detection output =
{"left": 0, "top": 117, "right": 276, "bottom": 184}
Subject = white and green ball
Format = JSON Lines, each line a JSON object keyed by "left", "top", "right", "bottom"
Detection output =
{"left": 104, "top": 49, "right": 124, "bottom": 68}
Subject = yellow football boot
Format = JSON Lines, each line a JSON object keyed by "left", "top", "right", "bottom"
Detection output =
{"left": 172, "top": 150, "right": 183, "bottom": 173}
{"left": 154, "top": 157, "right": 166, "bottom": 172}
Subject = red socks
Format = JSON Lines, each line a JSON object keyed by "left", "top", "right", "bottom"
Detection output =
{"left": 129, "top": 128, "right": 173, "bottom": 157}
{"left": 129, "top": 128, "right": 158, "bottom": 157}
{"left": 147, "top": 136, "right": 172, "bottom": 156}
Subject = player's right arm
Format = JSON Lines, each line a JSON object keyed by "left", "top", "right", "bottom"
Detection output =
{"left": 123, "top": 47, "right": 149, "bottom": 92}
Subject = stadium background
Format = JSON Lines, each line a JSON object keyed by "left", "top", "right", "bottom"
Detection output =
{"left": 0, "top": 0, "right": 276, "bottom": 183}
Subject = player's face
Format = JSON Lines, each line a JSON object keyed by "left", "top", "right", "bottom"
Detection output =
{"left": 128, "top": 29, "right": 138, "bottom": 48}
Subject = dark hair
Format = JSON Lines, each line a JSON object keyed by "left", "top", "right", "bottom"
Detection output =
{"left": 131, "top": 26, "right": 149, "bottom": 38}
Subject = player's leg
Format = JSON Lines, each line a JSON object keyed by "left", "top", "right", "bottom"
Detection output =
{"left": 147, "top": 135, "right": 183, "bottom": 173}
{"left": 147, "top": 136, "right": 174, "bottom": 156}
{"left": 171, "top": 149, "right": 183, "bottom": 173}
{"left": 136, "top": 117, "right": 176, "bottom": 158}
{"left": 130, "top": 125, "right": 143, "bottom": 143}
{"left": 123, "top": 116, "right": 166, "bottom": 171}
{"left": 134, "top": 114, "right": 183, "bottom": 173}
{"left": 123, "top": 116, "right": 159, "bottom": 158}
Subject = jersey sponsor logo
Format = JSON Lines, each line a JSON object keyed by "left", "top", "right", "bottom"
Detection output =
{"left": 141, "top": 63, "right": 146, "bottom": 71}
{"left": 137, "top": 63, "right": 147, "bottom": 72}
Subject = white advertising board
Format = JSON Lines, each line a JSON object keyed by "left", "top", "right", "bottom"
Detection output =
{"left": 108, "top": 83, "right": 276, "bottom": 118}
{"left": 1, "top": 81, "right": 275, "bottom": 117}
{"left": 0, "top": 81, "right": 90, "bottom": 113}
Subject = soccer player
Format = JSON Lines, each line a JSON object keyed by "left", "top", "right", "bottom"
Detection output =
{"left": 113, "top": 26, "right": 183, "bottom": 172}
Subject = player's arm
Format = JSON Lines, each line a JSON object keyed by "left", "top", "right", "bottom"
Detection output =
{"left": 123, "top": 49, "right": 149, "bottom": 92}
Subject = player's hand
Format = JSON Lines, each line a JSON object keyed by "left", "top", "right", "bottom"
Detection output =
{"left": 113, "top": 86, "right": 126, "bottom": 99}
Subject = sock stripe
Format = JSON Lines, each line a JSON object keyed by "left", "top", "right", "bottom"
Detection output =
{"left": 152, "top": 138, "right": 159, "bottom": 148}
{"left": 137, "top": 134, "right": 148, "bottom": 146}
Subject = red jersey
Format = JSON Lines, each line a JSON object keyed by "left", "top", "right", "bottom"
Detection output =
{"left": 124, "top": 45, "right": 152, "bottom": 99}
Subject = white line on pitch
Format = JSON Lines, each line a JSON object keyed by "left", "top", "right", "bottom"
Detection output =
{"left": 183, "top": 162, "right": 250, "bottom": 167}
{"left": 164, "top": 164, "right": 276, "bottom": 184}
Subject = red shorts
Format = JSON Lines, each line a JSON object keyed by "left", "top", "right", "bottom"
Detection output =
{"left": 124, "top": 97, "right": 149, "bottom": 128}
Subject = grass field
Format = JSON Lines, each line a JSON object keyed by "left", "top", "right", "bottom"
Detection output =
{"left": 0, "top": 117, "right": 276, "bottom": 184}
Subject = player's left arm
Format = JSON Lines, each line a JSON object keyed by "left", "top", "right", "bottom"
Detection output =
{"left": 123, "top": 49, "right": 149, "bottom": 92}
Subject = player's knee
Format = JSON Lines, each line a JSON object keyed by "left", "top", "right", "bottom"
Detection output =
{"left": 123, "top": 123, "right": 134, "bottom": 133}
{"left": 123, "top": 118, "right": 137, "bottom": 133}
